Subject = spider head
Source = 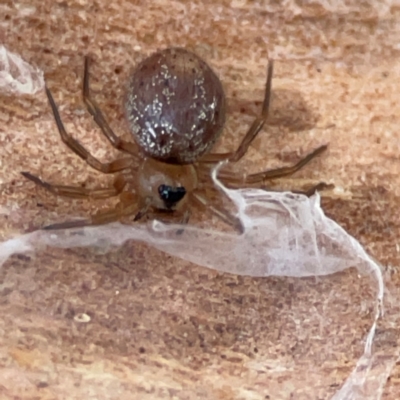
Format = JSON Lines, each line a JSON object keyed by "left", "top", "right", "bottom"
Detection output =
{"left": 158, "top": 184, "right": 186, "bottom": 210}
{"left": 137, "top": 158, "right": 197, "bottom": 212}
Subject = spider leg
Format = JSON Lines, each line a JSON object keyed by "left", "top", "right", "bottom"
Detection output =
{"left": 246, "top": 181, "right": 332, "bottom": 197}
{"left": 173, "top": 210, "right": 191, "bottom": 235}
{"left": 21, "top": 171, "right": 127, "bottom": 199}
{"left": 179, "top": 209, "right": 191, "bottom": 226}
{"left": 218, "top": 144, "right": 327, "bottom": 187}
{"left": 244, "top": 144, "right": 327, "bottom": 184}
{"left": 291, "top": 182, "right": 333, "bottom": 197}
{"left": 191, "top": 192, "right": 244, "bottom": 233}
{"left": 200, "top": 60, "right": 274, "bottom": 164}
{"left": 42, "top": 194, "right": 148, "bottom": 230}
{"left": 132, "top": 197, "right": 151, "bottom": 222}
{"left": 45, "top": 86, "right": 133, "bottom": 173}
{"left": 83, "top": 57, "right": 139, "bottom": 158}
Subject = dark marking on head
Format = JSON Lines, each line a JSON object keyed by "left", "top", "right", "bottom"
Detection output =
{"left": 158, "top": 184, "right": 186, "bottom": 209}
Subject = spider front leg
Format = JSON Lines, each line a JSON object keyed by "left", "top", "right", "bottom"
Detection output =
{"left": 21, "top": 172, "right": 127, "bottom": 199}
{"left": 191, "top": 191, "right": 244, "bottom": 233}
{"left": 42, "top": 192, "right": 149, "bottom": 230}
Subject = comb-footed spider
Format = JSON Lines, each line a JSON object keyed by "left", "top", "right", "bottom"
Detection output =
{"left": 22, "top": 47, "right": 327, "bottom": 233}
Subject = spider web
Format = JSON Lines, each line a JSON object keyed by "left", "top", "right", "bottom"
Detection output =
{"left": 0, "top": 45, "right": 44, "bottom": 95}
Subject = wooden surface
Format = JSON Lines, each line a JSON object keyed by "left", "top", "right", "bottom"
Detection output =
{"left": 1, "top": 0, "right": 400, "bottom": 399}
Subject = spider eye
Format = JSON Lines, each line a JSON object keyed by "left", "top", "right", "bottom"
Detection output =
{"left": 158, "top": 184, "right": 186, "bottom": 208}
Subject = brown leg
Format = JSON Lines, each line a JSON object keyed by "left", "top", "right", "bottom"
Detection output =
{"left": 132, "top": 197, "right": 152, "bottom": 222}
{"left": 42, "top": 193, "right": 147, "bottom": 230}
{"left": 174, "top": 210, "right": 191, "bottom": 235}
{"left": 179, "top": 209, "right": 191, "bottom": 225}
{"left": 245, "top": 144, "right": 327, "bottom": 184}
{"left": 83, "top": 57, "right": 138, "bottom": 157}
{"left": 191, "top": 192, "right": 244, "bottom": 233}
{"left": 45, "top": 86, "right": 133, "bottom": 173}
{"left": 21, "top": 171, "right": 126, "bottom": 199}
{"left": 248, "top": 181, "right": 332, "bottom": 197}
{"left": 42, "top": 206, "right": 133, "bottom": 230}
{"left": 291, "top": 182, "right": 333, "bottom": 197}
{"left": 217, "top": 144, "right": 328, "bottom": 187}
{"left": 200, "top": 60, "right": 274, "bottom": 164}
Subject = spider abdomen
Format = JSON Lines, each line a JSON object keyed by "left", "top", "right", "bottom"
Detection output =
{"left": 125, "top": 47, "right": 226, "bottom": 164}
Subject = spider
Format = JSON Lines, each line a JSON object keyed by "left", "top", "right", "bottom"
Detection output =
{"left": 22, "top": 47, "right": 327, "bottom": 233}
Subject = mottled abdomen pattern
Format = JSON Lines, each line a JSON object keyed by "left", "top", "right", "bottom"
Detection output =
{"left": 125, "top": 47, "right": 226, "bottom": 164}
